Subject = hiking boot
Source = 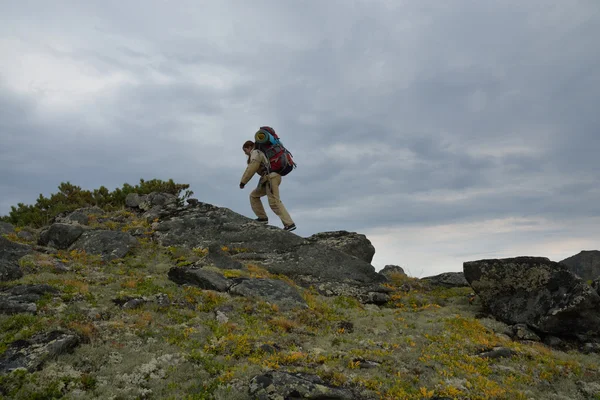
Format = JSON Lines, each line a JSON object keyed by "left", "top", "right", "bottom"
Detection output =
{"left": 255, "top": 218, "right": 268, "bottom": 224}
{"left": 283, "top": 223, "right": 296, "bottom": 232}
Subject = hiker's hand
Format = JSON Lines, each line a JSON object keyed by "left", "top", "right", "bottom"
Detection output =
{"left": 239, "top": 182, "right": 245, "bottom": 189}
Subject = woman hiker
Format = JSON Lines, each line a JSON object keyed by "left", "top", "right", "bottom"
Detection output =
{"left": 240, "top": 140, "right": 296, "bottom": 232}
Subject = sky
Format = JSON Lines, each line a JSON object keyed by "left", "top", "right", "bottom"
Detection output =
{"left": 1, "top": 0, "right": 599, "bottom": 277}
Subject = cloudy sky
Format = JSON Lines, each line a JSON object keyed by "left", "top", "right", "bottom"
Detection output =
{"left": 1, "top": 0, "right": 599, "bottom": 276}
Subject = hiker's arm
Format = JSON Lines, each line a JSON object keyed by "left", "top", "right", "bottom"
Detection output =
{"left": 240, "top": 151, "right": 262, "bottom": 185}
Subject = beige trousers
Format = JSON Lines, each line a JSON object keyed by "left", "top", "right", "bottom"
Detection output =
{"left": 250, "top": 173, "right": 294, "bottom": 226}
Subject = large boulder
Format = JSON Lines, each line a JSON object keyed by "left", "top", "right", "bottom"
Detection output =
{"left": 38, "top": 223, "right": 85, "bottom": 249}
{"left": 379, "top": 265, "right": 407, "bottom": 279}
{"left": 463, "top": 256, "right": 600, "bottom": 337}
{"left": 560, "top": 250, "right": 600, "bottom": 282}
{"left": 152, "top": 202, "right": 386, "bottom": 288}
{"left": 421, "top": 272, "right": 469, "bottom": 288}
{"left": 306, "top": 231, "right": 376, "bottom": 263}
{"left": 0, "top": 236, "right": 30, "bottom": 281}
{"left": 69, "top": 230, "right": 138, "bottom": 261}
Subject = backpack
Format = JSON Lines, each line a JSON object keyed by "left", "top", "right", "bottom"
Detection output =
{"left": 254, "top": 126, "right": 297, "bottom": 176}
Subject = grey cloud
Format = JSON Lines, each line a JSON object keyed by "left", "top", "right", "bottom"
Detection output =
{"left": 1, "top": 1, "right": 599, "bottom": 273}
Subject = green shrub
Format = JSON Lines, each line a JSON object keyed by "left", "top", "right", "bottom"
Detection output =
{"left": 0, "top": 179, "right": 193, "bottom": 228}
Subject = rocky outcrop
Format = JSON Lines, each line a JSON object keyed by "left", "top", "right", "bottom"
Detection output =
{"left": 69, "top": 230, "right": 138, "bottom": 261}
{"left": 248, "top": 371, "right": 354, "bottom": 400}
{"left": 463, "top": 257, "right": 600, "bottom": 337}
{"left": 0, "top": 222, "right": 15, "bottom": 235}
{"left": 0, "top": 330, "right": 80, "bottom": 373}
{"left": 593, "top": 277, "right": 600, "bottom": 295}
{"left": 421, "top": 272, "right": 469, "bottom": 288}
{"left": 0, "top": 284, "right": 59, "bottom": 314}
{"left": 38, "top": 223, "right": 85, "bottom": 249}
{"left": 306, "top": 231, "right": 375, "bottom": 263}
{"left": 560, "top": 250, "right": 600, "bottom": 282}
{"left": 379, "top": 265, "right": 406, "bottom": 279}
{"left": 150, "top": 202, "right": 386, "bottom": 288}
{"left": 0, "top": 236, "right": 30, "bottom": 281}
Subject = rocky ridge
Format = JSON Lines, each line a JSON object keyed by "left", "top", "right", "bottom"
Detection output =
{"left": 0, "top": 193, "right": 599, "bottom": 399}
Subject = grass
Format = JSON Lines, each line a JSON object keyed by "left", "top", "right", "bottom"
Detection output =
{"left": 0, "top": 210, "right": 599, "bottom": 400}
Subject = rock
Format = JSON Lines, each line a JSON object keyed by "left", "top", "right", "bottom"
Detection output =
{"left": 17, "top": 230, "right": 34, "bottom": 241}
{"left": 152, "top": 204, "right": 385, "bottom": 287}
{"left": 592, "top": 277, "right": 599, "bottom": 295}
{"left": 512, "top": 324, "right": 541, "bottom": 341}
{"left": 577, "top": 381, "right": 600, "bottom": 399}
{"left": 69, "top": 230, "right": 137, "bottom": 261}
{"left": 229, "top": 278, "right": 307, "bottom": 311}
{"left": 0, "top": 222, "right": 15, "bottom": 235}
{"left": 365, "top": 291, "right": 390, "bottom": 305}
{"left": 478, "top": 347, "right": 517, "bottom": 359}
{"left": 338, "top": 321, "right": 354, "bottom": 333}
{"left": 421, "top": 272, "right": 469, "bottom": 288}
{"left": 463, "top": 256, "right": 600, "bottom": 337}
{"left": 187, "top": 198, "right": 199, "bottom": 206}
{"left": 215, "top": 311, "right": 229, "bottom": 324}
{"left": 0, "top": 330, "right": 80, "bottom": 373}
{"left": 122, "top": 298, "right": 146, "bottom": 310}
{"left": 543, "top": 335, "right": 565, "bottom": 348}
{"left": 126, "top": 193, "right": 143, "bottom": 208}
{"left": 54, "top": 207, "right": 105, "bottom": 226}
{"left": 248, "top": 371, "right": 354, "bottom": 400}
{"left": 64, "top": 211, "right": 90, "bottom": 225}
{"left": 0, "top": 236, "right": 30, "bottom": 281}
{"left": 379, "top": 265, "right": 406, "bottom": 279}
{"left": 581, "top": 343, "right": 600, "bottom": 355}
{"left": 204, "top": 243, "right": 243, "bottom": 270}
{"left": 38, "top": 223, "right": 85, "bottom": 249}
{"left": 168, "top": 267, "right": 232, "bottom": 292}
{"left": 560, "top": 250, "right": 600, "bottom": 282}
{"left": 306, "top": 230, "right": 376, "bottom": 263}
{"left": 0, "top": 284, "right": 59, "bottom": 314}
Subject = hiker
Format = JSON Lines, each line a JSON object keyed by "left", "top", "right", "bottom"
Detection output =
{"left": 239, "top": 133, "right": 296, "bottom": 232}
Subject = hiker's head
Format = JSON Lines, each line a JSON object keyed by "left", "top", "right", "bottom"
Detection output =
{"left": 242, "top": 140, "right": 254, "bottom": 156}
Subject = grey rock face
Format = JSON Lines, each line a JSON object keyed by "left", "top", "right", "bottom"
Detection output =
{"left": 306, "top": 230, "right": 376, "bottom": 263}
{"left": 69, "top": 230, "right": 138, "bottom": 261}
{"left": 0, "top": 236, "right": 30, "bottom": 281}
{"left": 167, "top": 267, "right": 232, "bottom": 292}
{"left": 421, "top": 272, "right": 469, "bottom": 288}
{"left": 204, "top": 243, "right": 243, "bottom": 270}
{"left": 152, "top": 204, "right": 385, "bottom": 287}
{"left": 229, "top": 278, "right": 307, "bottom": 310}
{"left": 248, "top": 371, "right": 354, "bottom": 400}
{"left": 560, "top": 250, "right": 600, "bottom": 282}
{"left": 0, "top": 284, "right": 60, "bottom": 314}
{"left": 0, "top": 330, "right": 80, "bottom": 373}
{"left": 463, "top": 256, "right": 600, "bottom": 337}
{"left": 38, "top": 223, "right": 84, "bottom": 249}
{"left": 592, "top": 277, "right": 600, "bottom": 295}
{"left": 379, "top": 265, "right": 406, "bottom": 279}
{"left": 0, "top": 222, "right": 15, "bottom": 235}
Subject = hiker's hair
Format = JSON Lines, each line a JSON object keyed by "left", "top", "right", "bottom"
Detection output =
{"left": 243, "top": 140, "right": 255, "bottom": 164}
